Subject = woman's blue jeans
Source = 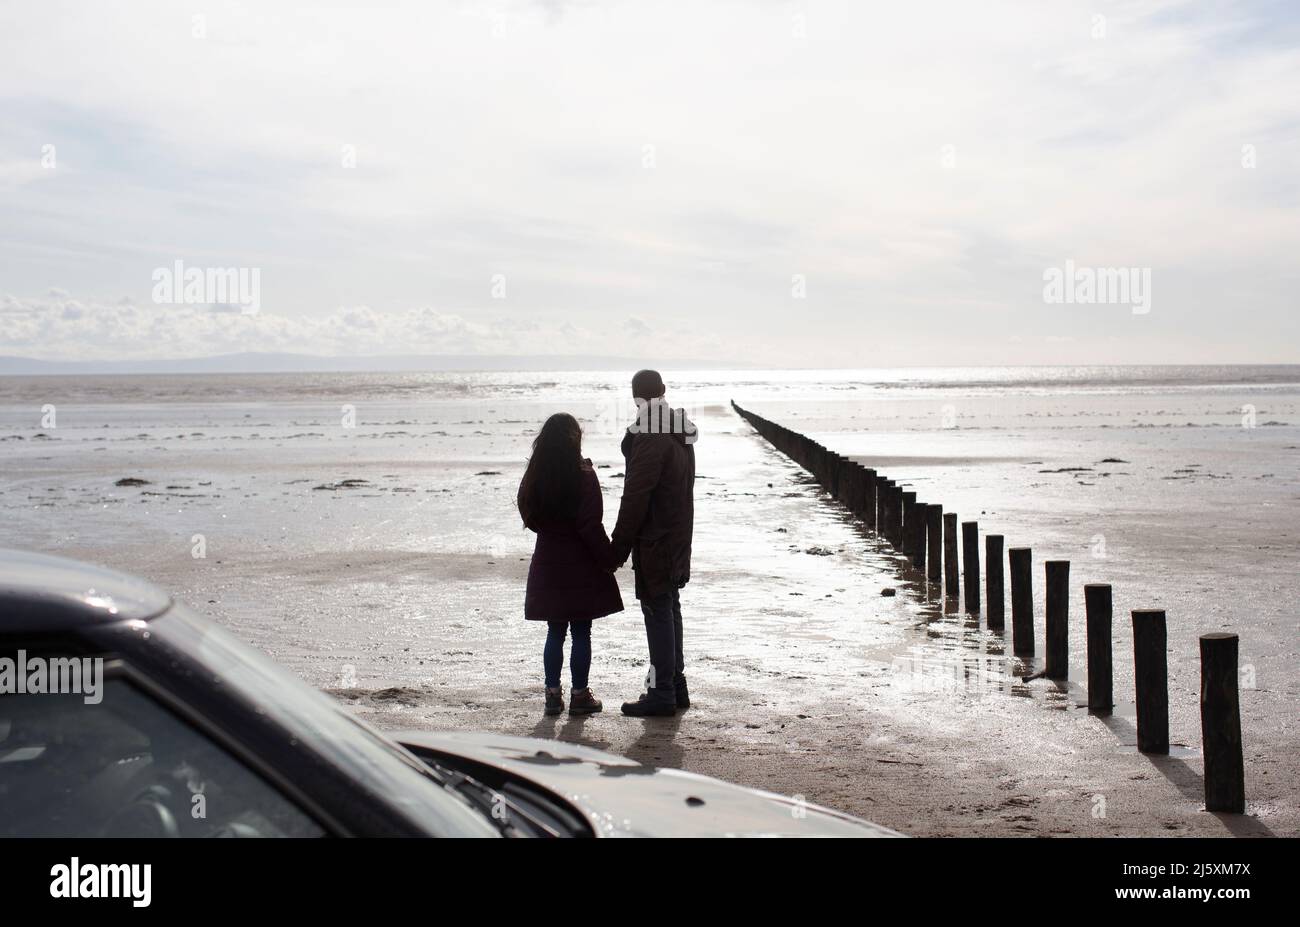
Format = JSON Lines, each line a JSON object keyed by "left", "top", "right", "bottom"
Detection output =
{"left": 544, "top": 619, "right": 592, "bottom": 689}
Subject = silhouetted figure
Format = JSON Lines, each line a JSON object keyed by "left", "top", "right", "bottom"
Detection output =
{"left": 610, "top": 370, "right": 698, "bottom": 716}
{"left": 518, "top": 413, "right": 623, "bottom": 716}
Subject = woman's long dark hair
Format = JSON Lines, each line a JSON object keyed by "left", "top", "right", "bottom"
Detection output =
{"left": 517, "top": 413, "right": 584, "bottom": 527}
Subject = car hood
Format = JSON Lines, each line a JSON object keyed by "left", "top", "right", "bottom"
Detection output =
{"left": 395, "top": 730, "right": 900, "bottom": 838}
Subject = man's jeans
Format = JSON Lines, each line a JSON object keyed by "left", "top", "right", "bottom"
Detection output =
{"left": 640, "top": 587, "right": 684, "bottom": 705}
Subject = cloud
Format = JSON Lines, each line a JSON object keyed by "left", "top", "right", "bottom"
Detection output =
{"left": 0, "top": 292, "right": 600, "bottom": 361}
{"left": 1, "top": 1, "right": 1298, "bottom": 364}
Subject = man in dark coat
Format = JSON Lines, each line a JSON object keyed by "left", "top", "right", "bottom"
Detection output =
{"left": 610, "top": 369, "right": 697, "bottom": 716}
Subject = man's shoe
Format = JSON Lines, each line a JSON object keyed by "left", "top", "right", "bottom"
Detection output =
{"left": 675, "top": 677, "right": 690, "bottom": 710}
{"left": 544, "top": 687, "right": 564, "bottom": 716}
{"left": 621, "top": 694, "right": 676, "bottom": 717}
{"left": 569, "top": 688, "right": 603, "bottom": 715}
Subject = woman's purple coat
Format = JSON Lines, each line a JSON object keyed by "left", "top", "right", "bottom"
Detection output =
{"left": 523, "top": 461, "right": 624, "bottom": 622}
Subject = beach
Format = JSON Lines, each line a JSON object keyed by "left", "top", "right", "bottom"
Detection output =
{"left": 0, "top": 366, "right": 1295, "bottom": 836}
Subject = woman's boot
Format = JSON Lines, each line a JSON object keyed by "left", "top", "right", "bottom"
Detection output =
{"left": 569, "top": 687, "right": 602, "bottom": 715}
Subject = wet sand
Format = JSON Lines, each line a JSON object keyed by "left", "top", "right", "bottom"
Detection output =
{"left": 0, "top": 371, "right": 1294, "bottom": 837}
{"left": 2, "top": 372, "right": 1293, "bottom": 837}
{"left": 319, "top": 418, "right": 1294, "bottom": 837}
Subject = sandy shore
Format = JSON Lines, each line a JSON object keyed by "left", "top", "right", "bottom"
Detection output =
{"left": 103, "top": 423, "right": 1293, "bottom": 836}
{"left": 2, "top": 372, "right": 1294, "bottom": 837}
{"left": 317, "top": 440, "right": 1293, "bottom": 837}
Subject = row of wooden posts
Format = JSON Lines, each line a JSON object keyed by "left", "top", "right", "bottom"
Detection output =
{"left": 731, "top": 401, "right": 1246, "bottom": 814}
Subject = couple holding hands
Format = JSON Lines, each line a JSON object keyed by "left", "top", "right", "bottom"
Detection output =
{"left": 516, "top": 370, "right": 697, "bottom": 718}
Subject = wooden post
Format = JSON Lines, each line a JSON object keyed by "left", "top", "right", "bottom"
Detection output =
{"left": 883, "top": 483, "right": 898, "bottom": 549}
{"left": 912, "top": 503, "right": 928, "bottom": 573}
{"left": 901, "top": 492, "right": 917, "bottom": 560}
{"left": 985, "top": 535, "right": 1004, "bottom": 630}
{"left": 884, "top": 481, "right": 896, "bottom": 545}
{"left": 926, "top": 505, "right": 942, "bottom": 583}
{"left": 1084, "top": 584, "right": 1112, "bottom": 712}
{"left": 863, "top": 469, "right": 877, "bottom": 530}
{"left": 942, "top": 513, "right": 959, "bottom": 598}
{"left": 1045, "top": 560, "right": 1069, "bottom": 680}
{"left": 889, "top": 483, "right": 899, "bottom": 548}
{"left": 961, "top": 521, "right": 980, "bottom": 614}
{"left": 1132, "top": 609, "right": 1169, "bottom": 754}
{"left": 1009, "top": 547, "right": 1033, "bottom": 655}
{"left": 878, "top": 480, "right": 892, "bottom": 544}
{"left": 1200, "top": 633, "right": 1245, "bottom": 813}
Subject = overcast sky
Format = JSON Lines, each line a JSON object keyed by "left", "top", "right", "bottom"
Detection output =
{"left": 2, "top": 0, "right": 1297, "bottom": 366}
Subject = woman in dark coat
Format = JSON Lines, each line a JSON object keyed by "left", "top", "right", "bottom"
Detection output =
{"left": 517, "top": 413, "right": 623, "bottom": 715}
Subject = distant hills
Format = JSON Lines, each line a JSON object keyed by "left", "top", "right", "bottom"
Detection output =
{"left": 0, "top": 352, "right": 744, "bottom": 375}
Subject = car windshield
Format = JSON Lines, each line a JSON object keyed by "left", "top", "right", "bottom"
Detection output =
{"left": 152, "top": 604, "right": 497, "bottom": 837}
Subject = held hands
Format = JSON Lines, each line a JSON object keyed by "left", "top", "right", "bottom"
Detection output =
{"left": 608, "top": 540, "right": 630, "bottom": 573}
